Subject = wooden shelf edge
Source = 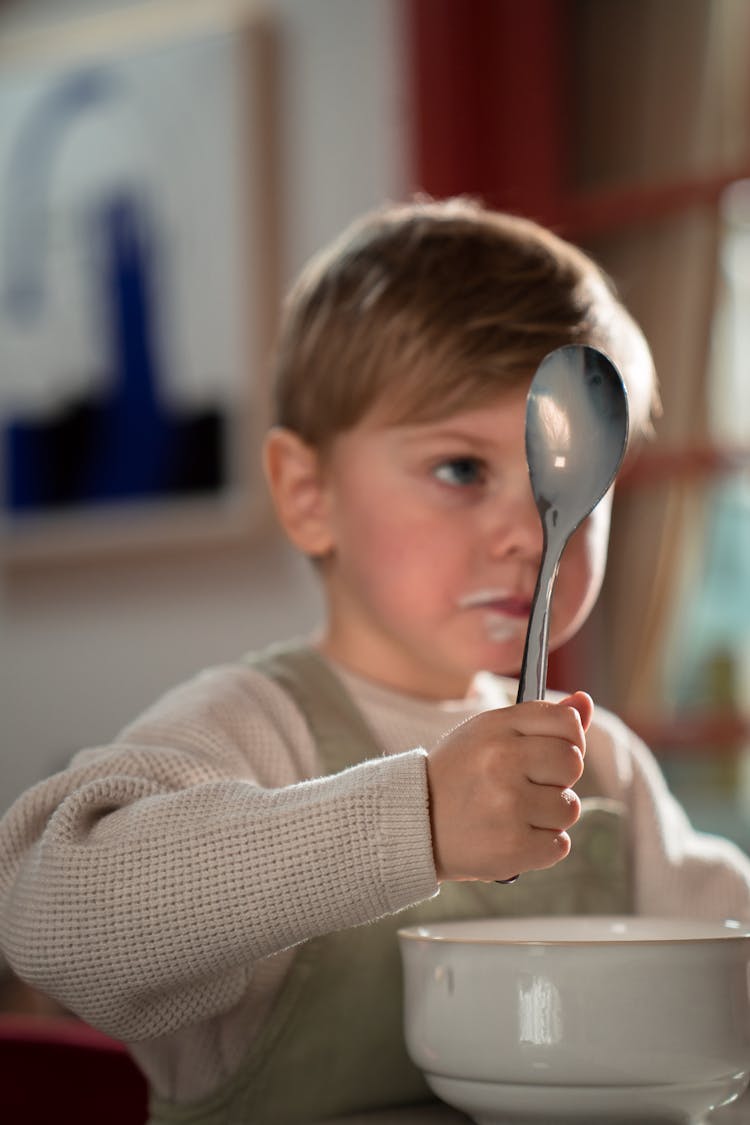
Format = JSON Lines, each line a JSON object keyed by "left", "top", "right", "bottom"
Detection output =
{"left": 556, "top": 167, "right": 750, "bottom": 238}
{"left": 619, "top": 445, "right": 750, "bottom": 489}
{"left": 625, "top": 711, "right": 750, "bottom": 754}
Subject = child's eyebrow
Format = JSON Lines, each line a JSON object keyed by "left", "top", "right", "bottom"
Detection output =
{"left": 394, "top": 425, "right": 500, "bottom": 452}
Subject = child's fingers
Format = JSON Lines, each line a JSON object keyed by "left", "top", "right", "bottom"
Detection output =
{"left": 470, "top": 728, "right": 583, "bottom": 790}
{"left": 524, "top": 828, "right": 573, "bottom": 871}
{"left": 520, "top": 737, "right": 584, "bottom": 788}
{"left": 491, "top": 699, "right": 587, "bottom": 748}
{"left": 526, "top": 783, "right": 581, "bottom": 831}
{"left": 559, "top": 690, "right": 594, "bottom": 732}
{"left": 498, "top": 819, "right": 574, "bottom": 874}
{"left": 490, "top": 776, "right": 582, "bottom": 837}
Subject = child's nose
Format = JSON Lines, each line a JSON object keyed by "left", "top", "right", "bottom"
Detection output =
{"left": 484, "top": 484, "right": 543, "bottom": 560}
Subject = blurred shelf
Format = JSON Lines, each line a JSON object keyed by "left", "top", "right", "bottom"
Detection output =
{"left": 561, "top": 167, "right": 750, "bottom": 238}
{"left": 625, "top": 711, "right": 750, "bottom": 754}
{"left": 619, "top": 444, "right": 750, "bottom": 489}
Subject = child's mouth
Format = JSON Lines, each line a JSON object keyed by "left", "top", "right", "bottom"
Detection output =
{"left": 458, "top": 590, "right": 532, "bottom": 641}
{"left": 459, "top": 590, "right": 532, "bottom": 618}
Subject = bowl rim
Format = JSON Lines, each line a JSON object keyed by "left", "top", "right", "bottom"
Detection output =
{"left": 397, "top": 914, "right": 750, "bottom": 947}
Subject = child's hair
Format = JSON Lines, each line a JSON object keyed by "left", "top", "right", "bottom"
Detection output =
{"left": 271, "top": 196, "right": 659, "bottom": 451}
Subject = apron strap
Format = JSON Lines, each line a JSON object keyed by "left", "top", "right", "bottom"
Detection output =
{"left": 245, "top": 641, "right": 384, "bottom": 775}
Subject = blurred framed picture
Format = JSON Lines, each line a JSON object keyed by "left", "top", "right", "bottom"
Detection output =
{"left": 0, "top": 1, "right": 276, "bottom": 566}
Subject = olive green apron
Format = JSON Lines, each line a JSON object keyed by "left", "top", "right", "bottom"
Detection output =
{"left": 149, "top": 644, "right": 633, "bottom": 1125}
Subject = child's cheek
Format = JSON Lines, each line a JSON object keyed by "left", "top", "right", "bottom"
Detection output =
{"left": 551, "top": 516, "right": 610, "bottom": 643}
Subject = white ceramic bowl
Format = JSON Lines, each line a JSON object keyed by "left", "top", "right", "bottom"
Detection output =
{"left": 398, "top": 916, "right": 750, "bottom": 1124}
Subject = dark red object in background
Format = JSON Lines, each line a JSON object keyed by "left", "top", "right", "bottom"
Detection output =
{"left": 406, "top": 0, "right": 570, "bottom": 225}
{"left": 0, "top": 1014, "right": 148, "bottom": 1125}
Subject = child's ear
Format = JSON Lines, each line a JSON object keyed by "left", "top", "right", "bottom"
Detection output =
{"left": 263, "top": 428, "right": 334, "bottom": 557}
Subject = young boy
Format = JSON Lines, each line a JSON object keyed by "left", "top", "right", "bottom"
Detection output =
{"left": 1, "top": 197, "right": 750, "bottom": 1124}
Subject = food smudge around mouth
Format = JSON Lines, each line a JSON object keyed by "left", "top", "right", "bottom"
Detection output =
{"left": 459, "top": 592, "right": 531, "bottom": 644}
{"left": 484, "top": 612, "right": 528, "bottom": 643}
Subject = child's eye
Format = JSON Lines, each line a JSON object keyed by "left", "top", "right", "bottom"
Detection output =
{"left": 433, "top": 457, "right": 486, "bottom": 487}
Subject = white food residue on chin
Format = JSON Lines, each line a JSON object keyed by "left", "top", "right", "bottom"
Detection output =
{"left": 485, "top": 613, "right": 526, "bottom": 643}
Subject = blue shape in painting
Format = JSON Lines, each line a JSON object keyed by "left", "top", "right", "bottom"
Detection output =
{"left": 2, "top": 66, "right": 226, "bottom": 513}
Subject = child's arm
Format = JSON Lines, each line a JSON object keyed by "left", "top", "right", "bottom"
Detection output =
{"left": 426, "top": 693, "right": 592, "bottom": 883}
{"left": 0, "top": 664, "right": 438, "bottom": 1041}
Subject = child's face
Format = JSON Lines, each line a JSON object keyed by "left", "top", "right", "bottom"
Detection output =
{"left": 315, "top": 386, "right": 613, "bottom": 699}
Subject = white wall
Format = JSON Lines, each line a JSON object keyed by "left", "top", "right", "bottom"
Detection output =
{"left": 0, "top": 0, "right": 409, "bottom": 807}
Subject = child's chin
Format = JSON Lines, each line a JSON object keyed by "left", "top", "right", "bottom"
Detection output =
{"left": 480, "top": 645, "right": 524, "bottom": 679}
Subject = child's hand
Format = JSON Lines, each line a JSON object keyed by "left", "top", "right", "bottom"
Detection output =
{"left": 426, "top": 692, "right": 593, "bottom": 883}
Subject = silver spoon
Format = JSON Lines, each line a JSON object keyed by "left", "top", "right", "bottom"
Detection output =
{"left": 497, "top": 345, "right": 628, "bottom": 886}
{"left": 516, "top": 344, "right": 629, "bottom": 705}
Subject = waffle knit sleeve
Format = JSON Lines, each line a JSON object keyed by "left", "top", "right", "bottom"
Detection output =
{"left": 0, "top": 664, "right": 438, "bottom": 1041}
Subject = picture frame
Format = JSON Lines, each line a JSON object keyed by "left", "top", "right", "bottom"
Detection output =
{"left": 0, "top": 0, "right": 277, "bottom": 567}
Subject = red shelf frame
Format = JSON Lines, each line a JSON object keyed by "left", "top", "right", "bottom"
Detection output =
{"left": 407, "top": 0, "right": 750, "bottom": 236}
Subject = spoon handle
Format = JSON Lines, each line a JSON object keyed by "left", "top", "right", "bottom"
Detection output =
{"left": 516, "top": 530, "right": 567, "bottom": 704}
{"left": 498, "top": 532, "right": 566, "bottom": 885}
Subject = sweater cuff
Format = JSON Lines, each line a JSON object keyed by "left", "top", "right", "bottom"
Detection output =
{"left": 370, "top": 747, "right": 439, "bottom": 913}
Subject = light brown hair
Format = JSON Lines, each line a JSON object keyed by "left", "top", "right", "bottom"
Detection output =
{"left": 271, "top": 197, "right": 658, "bottom": 450}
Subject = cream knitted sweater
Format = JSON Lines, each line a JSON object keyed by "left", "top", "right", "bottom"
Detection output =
{"left": 1, "top": 650, "right": 750, "bottom": 1104}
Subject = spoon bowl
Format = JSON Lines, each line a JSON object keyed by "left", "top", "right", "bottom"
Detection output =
{"left": 516, "top": 344, "right": 629, "bottom": 704}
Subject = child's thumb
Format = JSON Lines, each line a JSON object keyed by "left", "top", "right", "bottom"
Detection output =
{"left": 559, "top": 690, "right": 594, "bottom": 733}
